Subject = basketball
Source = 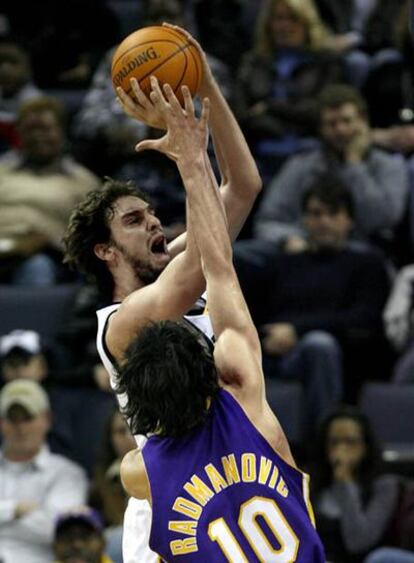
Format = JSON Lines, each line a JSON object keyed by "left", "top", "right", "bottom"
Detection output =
{"left": 111, "top": 26, "right": 203, "bottom": 105}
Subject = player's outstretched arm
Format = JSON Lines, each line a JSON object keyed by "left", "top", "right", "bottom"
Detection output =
{"left": 106, "top": 79, "right": 212, "bottom": 359}
{"left": 164, "top": 23, "right": 262, "bottom": 240}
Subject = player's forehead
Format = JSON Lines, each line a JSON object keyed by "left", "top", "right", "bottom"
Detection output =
{"left": 111, "top": 195, "right": 150, "bottom": 218}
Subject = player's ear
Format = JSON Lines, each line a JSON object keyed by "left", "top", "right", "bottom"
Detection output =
{"left": 94, "top": 242, "right": 115, "bottom": 263}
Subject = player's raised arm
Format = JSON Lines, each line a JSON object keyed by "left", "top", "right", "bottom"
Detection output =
{"left": 105, "top": 78, "right": 214, "bottom": 359}
{"left": 151, "top": 83, "right": 264, "bottom": 400}
{"left": 115, "top": 25, "right": 262, "bottom": 260}
{"left": 165, "top": 24, "right": 262, "bottom": 243}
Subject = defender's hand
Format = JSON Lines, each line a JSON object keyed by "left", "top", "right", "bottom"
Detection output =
{"left": 116, "top": 77, "right": 166, "bottom": 129}
{"left": 135, "top": 77, "right": 210, "bottom": 163}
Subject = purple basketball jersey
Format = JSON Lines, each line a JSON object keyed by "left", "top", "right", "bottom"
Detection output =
{"left": 142, "top": 389, "right": 325, "bottom": 562}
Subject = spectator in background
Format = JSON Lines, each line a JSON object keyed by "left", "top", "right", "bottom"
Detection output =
{"left": 0, "top": 323, "right": 115, "bottom": 477}
{"left": 360, "top": 0, "right": 414, "bottom": 129}
{"left": 0, "top": 39, "right": 41, "bottom": 153}
{"left": 314, "top": 0, "right": 405, "bottom": 88}
{"left": 0, "top": 329, "right": 48, "bottom": 384}
{"left": 0, "top": 96, "right": 100, "bottom": 285}
{"left": 254, "top": 84, "right": 408, "bottom": 255}
{"left": 234, "top": 0, "right": 344, "bottom": 181}
{"left": 192, "top": 0, "right": 251, "bottom": 68}
{"left": 309, "top": 406, "right": 399, "bottom": 563}
{"left": 235, "top": 176, "right": 389, "bottom": 418}
{"left": 383, "top": 264, "right": 414, "bottom": 384}
{"left": 1, "top": 0, "right": 120, "bottom": 88}
{"left": 0, "top": 379, "right": 88, "bottom": 563}
{"left": 53, "top": 507, "right": 113, "bottom": 563}
{"left": 90, "top": 409, "right": 135, "bottom": 563}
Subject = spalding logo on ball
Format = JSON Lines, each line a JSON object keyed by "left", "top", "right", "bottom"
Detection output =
{"left": 111, "top": 26, "right": 203, "bottom": 104}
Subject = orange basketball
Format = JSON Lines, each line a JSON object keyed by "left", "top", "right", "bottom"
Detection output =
{"left": 111, "top": 26, "right": 203, "bottom": 105}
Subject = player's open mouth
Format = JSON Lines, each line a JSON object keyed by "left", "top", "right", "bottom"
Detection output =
{"left": 150, "top": 234, "right": 168, "bottom": 255}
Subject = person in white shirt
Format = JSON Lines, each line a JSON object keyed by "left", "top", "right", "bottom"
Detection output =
{"left": 0, "top": 379, "right": 88, "bottom": 563}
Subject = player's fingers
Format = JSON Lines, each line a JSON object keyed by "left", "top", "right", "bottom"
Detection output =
{"left": 135, "top": 139, "right": 161, "bottom": 153}
{"left": 200, "top": 97, "right": 210, "bottom": 126}
{"left": 149, "top": 76, "right": 168, "bottom": 104}
{"left": 162, "top": 83, "right": 182, "bottom": 112}
{"left": 182, "top": 86, "right": 194, "bottom": 115}
{"left": 130, "top": 78, "right": 149, "bottom": 107}
{"left": 116, "top": 87, "right": 136, "bottom": 111}
{"left": 162, "top": 22, "right": 189, "bottom": 39}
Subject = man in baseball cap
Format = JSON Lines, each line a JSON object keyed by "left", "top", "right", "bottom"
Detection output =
{"left": 0, "top": 378, "right": 50, "bottom": 417}
{"left": 0, "top": 329, "right": 48, "bottom": 383}
{"left": 54, "top": 506, "right": 113, "bottom": 563}
{"left": 0, "top": 379, "right": 89, "bottom": 563}
{"left": 0, "top": 379, "right": 51, "bottom": 461}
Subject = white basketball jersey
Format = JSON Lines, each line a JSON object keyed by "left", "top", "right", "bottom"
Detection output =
{"left": 96, "top": 297, "right": 214, "bottom": 563}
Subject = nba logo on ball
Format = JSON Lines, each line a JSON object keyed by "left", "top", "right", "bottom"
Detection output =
{"left": 111, "top": 26, "right": 203, "bottom": 104}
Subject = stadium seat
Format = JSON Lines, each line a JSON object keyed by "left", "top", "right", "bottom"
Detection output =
{"left": 0, "top": 284, "right": 80, "bottom": 340}
{"left": 265, "top": 380, "right": 305, "bottom": 445}
{"left": 359, "top": 383, "right": 414, "bottom": 468}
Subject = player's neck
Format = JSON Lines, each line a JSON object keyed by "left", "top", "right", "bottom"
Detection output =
{"left": 112, "top": 275, "right": 146, "bottom": 302}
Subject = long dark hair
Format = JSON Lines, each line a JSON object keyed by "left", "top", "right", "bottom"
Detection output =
{"left": 310, "top": 406, "right": 382, "bottom": 501}
{"left": 116, "top": 320, "right": 219, "bottom": 438}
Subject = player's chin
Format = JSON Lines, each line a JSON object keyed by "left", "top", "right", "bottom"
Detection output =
{"left": 151, "top": 251, "right": 171, "bottom": 268}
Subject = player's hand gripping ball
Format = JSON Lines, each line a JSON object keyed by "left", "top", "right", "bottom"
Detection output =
{"left": 111, "top": 25, "right": 203, "bottom": 105}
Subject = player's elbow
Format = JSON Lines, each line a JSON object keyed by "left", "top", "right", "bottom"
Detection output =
{"left": 250, "top": 170, "right": 263, "bottom": 196}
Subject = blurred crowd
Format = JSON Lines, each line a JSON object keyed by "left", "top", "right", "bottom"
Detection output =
{"left": 1, "top": 0, "right": 414, "bottom": 562}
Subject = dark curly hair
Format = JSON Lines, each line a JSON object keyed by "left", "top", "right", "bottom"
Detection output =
{"left": 116, "top": 320, "right": 219, "bottom": 438}
{"left": 62, "top": 178, "right": 150, "bottom": 298}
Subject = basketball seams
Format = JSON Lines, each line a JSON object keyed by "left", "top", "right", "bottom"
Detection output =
{"left": 136, "top": 43, "right": 192, "bottom": 90}
{"left": 111, "top": 26, "right": 203, "bottom": 103}
{"left": 172, "top": 48, "right": 188, "bottom": 97}
{"left": 112, "top": 39, "right": 182, "bottom": 71}
{"left": 185, "top": 45, "right": 201, "bottom": 93}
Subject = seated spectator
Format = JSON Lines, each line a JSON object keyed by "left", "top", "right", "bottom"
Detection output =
{"left": 0, "top": 379, "right": 88, "bottom": 563}
{"left": 192, "top": 0, "right": 251, "bottom": 68}
{"left": 0, "top": 324, "right": 115, "bottom": 477}
{"left": 314, "top": 0, "right": 405, "bottom": 88}
{"left": 363, "top": 0, "right": 414, "bottom": 129}
{"left": 383, "top": 264, "right": 414, "bottom": 384}
{"left": 309, "top": 406, "right": 400, "bottom": 563}
{"left": 235, "top": 175, "right": 390, "bottom": 415}
{"left": 0, "top": 329, "right": 48, "bottom": 383}
{"left": 234, "top": 0, "right": 344, "bottom": 181}
{"left": 0, "top": 39, "right": 41, "bottom": 153}
{"left": 90, "top": 409, "right": 135, "bottom": 563}
{"left": 53, "top": 507, "right": 113, "bottom": 563}
{"left": 254, "top": 84, "right": 409, "bottom": 254}
{"left": 2, "top": 0, "right": 120, "bottom": 88}
{"left": 0, "top": 96, "right": 100, "bottom": 285}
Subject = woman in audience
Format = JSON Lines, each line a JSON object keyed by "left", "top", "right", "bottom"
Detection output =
{"left": 234, "top": 0, "right": 344, "bottom": 181}
{"left": 90, "top": 408, "right": 135, "bottom": 563}
{"left": 309, "top": 406, "right": 399, "bottom": 562}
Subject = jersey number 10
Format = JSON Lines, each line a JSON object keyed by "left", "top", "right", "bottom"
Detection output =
{"left": 208, "top": 496, "right": 300, "bottom": 562}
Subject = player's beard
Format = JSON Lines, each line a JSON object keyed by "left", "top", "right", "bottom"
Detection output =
{"left": 113, "top": 240, "right": 163, "bottom": 285}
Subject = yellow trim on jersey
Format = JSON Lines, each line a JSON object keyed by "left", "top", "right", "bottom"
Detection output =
{"left": 302, "top": 473, "right": 316, "bottom": 527}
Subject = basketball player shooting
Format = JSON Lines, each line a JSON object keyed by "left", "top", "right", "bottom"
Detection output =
{"left": 119, "top": 82, "right": 326, "bottom": 562}
{"left": 63, "top": 26, "right": 261, "bottom": 563}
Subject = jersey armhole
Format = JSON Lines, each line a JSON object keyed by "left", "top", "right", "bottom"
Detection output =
{"left": 101, "top": 309, "right": 119, "bottom": 366}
